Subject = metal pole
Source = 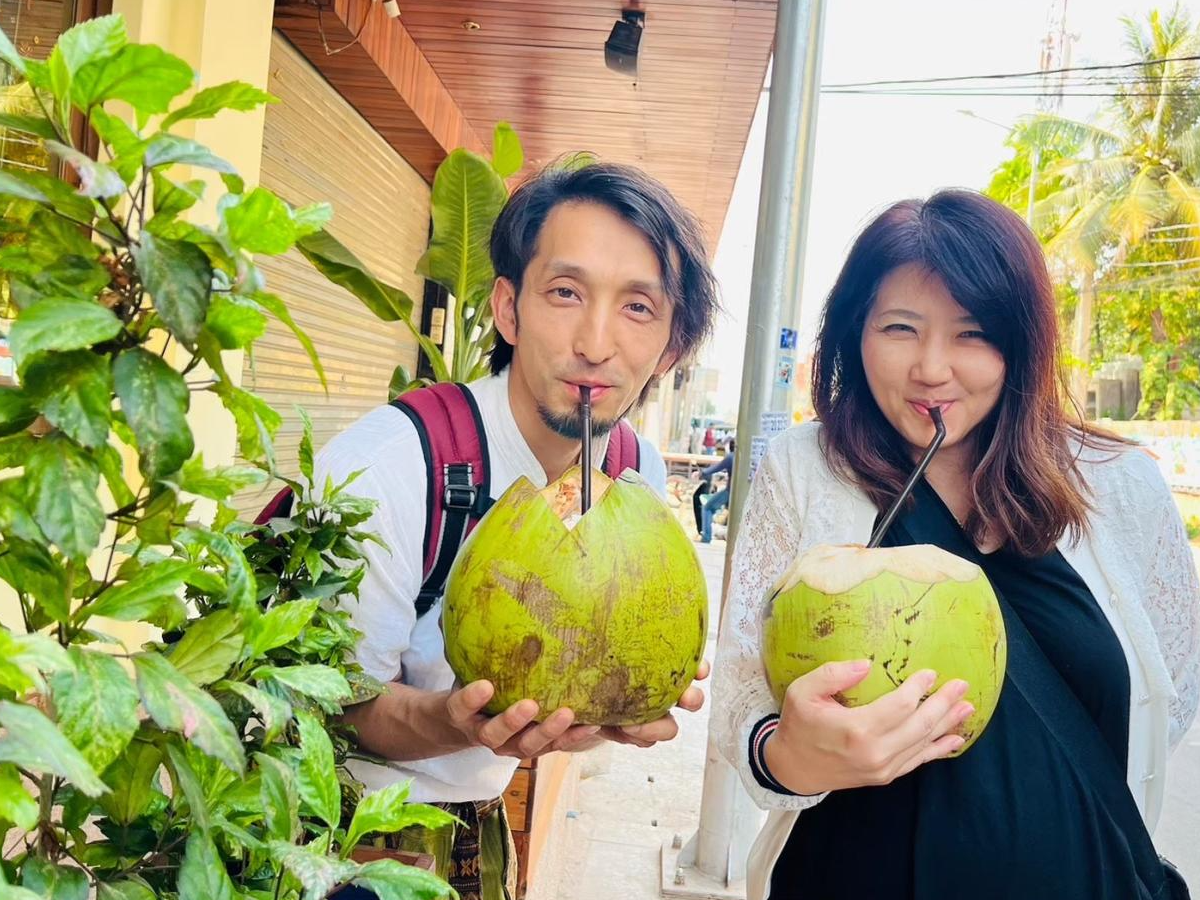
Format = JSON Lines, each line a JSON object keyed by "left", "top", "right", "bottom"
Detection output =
{"left": 662, "top": 1, "right": 826, "bottom": 895}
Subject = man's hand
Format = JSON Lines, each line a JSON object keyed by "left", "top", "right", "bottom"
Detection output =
{"left": 445, "top": 680, "right": 601, "bottom": 759}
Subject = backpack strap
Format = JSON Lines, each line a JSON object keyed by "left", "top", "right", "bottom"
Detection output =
{"left": 390, "top": 383, "right": 492, "bottom": 618}
{"left": 602, "top": 419, "right": 641, "bottom": 478}
{"left": 254, "top": 486, "right": 294, "bottom": 526}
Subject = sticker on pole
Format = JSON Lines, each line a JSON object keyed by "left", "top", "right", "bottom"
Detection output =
{"left": 779, "top": 328, "right": 797, "bottom": 350}
{"left": 749, "top": 436, "right": 770, "bottom": 481}
{"left": 774, "top": 355, "right": 795, "bottom": 388}
{"left": 760, "top": 412, "right": 789, "bottom": 438}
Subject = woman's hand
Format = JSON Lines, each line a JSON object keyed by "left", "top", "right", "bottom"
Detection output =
{"left": 763, "top": 660, "right": 973, "bottom": 796}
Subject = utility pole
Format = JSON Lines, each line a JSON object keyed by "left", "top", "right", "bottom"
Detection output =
{"left": 660, "top": 0, "right": 827, "bottom": 895}
{"left": 1027, "top": 0, "right": 1074, "bottom": 225}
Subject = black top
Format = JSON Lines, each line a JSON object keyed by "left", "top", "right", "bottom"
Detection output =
{"left": 767, "top": 479, "right": 1168, "bottom": 900}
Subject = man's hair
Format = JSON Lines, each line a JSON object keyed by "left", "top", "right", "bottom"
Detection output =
{"left": 488, "top": 161, "right": 719, "bottom": 376}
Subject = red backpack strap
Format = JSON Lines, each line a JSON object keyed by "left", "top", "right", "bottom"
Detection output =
{"left": 254, "top": 485, "right": 294, "bottom": 526}
{"left": 601, "top": 420, "right": 641, "bottom": 478}
{"left": 390, "top": 383, "right": 491, "bottom": 618}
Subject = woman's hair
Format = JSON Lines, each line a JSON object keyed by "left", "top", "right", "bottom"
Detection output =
{"left": 811, "top": 189, "right": 1122, "bottom": 557}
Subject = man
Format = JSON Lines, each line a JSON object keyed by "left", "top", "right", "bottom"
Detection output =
{"left": 695, "top": 438, "right": 734, "bottom": 543}
{"left": 314, "top": 162, "right": 720, "bottom": 900}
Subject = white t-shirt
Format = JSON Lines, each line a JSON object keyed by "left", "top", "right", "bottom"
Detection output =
{"left": 313, "top": 369, "right": 667, "bottom": 802}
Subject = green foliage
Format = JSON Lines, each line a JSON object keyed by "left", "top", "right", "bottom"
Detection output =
{"left": 0, "top": 15, "right": 453, "bottom": 900}
{"left": 983, "top": 7, "right": 1200, "bottom": 416}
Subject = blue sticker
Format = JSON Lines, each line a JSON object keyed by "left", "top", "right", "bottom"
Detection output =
{"left": 779, "top": 328, "right": 797, "bottom": 350}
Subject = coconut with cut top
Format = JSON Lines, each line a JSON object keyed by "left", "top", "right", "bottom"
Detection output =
{"left": 442, "top": 466, "right": 708, "bottom": 725}
{"left": 761, "top": 543, "right": 1006, "bottom": 754}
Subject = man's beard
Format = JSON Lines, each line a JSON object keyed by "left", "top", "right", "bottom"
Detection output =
{"left": 536, "top": 403, "right": 620, "bottom": 440}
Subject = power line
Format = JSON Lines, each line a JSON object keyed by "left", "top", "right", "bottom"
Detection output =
{"left": 822, "top": 53, "right": 1200, "bottom": 90}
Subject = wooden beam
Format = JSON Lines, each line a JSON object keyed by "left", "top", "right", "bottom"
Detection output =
{"left": 273, "top": 0, "right": 485, "bottom": 182}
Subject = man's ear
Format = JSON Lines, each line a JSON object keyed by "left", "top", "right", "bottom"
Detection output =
{"left": 491, "top": 277, "right": 518, "bottom": 345}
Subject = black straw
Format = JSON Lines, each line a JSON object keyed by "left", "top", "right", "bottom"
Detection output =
{"left": 581, "top": 387, "right": 592, "bottom": 513}
{"left": 867, "top": 406, "right": 946, "bottom": 548}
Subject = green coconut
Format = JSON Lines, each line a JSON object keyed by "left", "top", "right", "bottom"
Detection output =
{"left": 442, "top": 465, "right": 708, "bottom": 725}
{"left": 761, "top": 543, "right": 1006, "bottom": 754}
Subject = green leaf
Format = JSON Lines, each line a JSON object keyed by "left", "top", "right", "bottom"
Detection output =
{"left": 0, "top": 389, "right": 36, "bottom": 437}
{"left": 132, "top": 653, "right": 245, "bottom": 775}
{"left": 269, "top": 841, "right": 361, "bottom": 900}
{"left": 245, "top": 598, "right": 320, "bottom": 658}
{"left": 0, "top": 886, "right": 44, "bottom": 900}
{"left": 97, "top": 879, "right": 156, "bottom": 900}
{"left": 72, "top": 43, "right": 194, "bottom": 113}
{"left": 352, "top": 858, "right": 453, "bottom": 900}
{"left": 343, "top": 780, "right": 456, "bottom": 852}
{"left": 292, "top": 710, "right": 340, "bottom": 827}
{"left": 89, "top": 107, "right": 143, "bottom": 156}
{"left": 48, "top": 648, "right": 139, "bottom": 773}
{"left": 252, "top": 291, "right": 327, "bottom": 392}
{"left": 0, "top": 24, "right": 27, "bottom": 75}
{"left": 87, "top": 559, "right": 194, "bottom": 622}
{"left": 223, "top": 187, "right": 295, "bottom": 254}
{"left": 150, "top": 171, "right": 205, "bottom": 219}
{"left": 211, "top": 381, "right": 281, "bottom": 463}
{"left": 143, "top": 134, "right": 236, "bottom": 173}
{"left": 7, "top": 299, "right": 122, "bottom": 372}
{"left": 173, "top": 454, "right": 265, "bottom": 501}
{"left": 47, "top": 140, "right": 126, "bottom": 198}
{"left": 162, "top": 80, "right": 276, "bottom": 129}
{"left": 96, "top": 443, "right": 136, "bottom": 515}
{"left": 176, "top": 526, "right": 256, "bottom": 616}
{"left": 491, "top": 120, "right": 523, "bottom": 178}
{"left": 254, "top": 664, "right": 351, "bottom": 708}
{"left": 0, "top": 764, "right": 38, "bottom": 830}
{"left": 216, "top": 681, "right": 291, "bottom": 741}
{"left": 168, "top": 609, "right": 244, "bottom": 685}
{"left": 161, "top": 741, "right": 208, "bottom": 830}
{"left": 255, "top": 752, "right": 299, "bottom": 843}
{"left": 290, "top": 202, "right": 333, "bottom": 238}
{"left": 26, "top": 435, "right": 104, "bottom": 560}
{"left": 0, "top": 112, "right": 56, "bottom": 140}
{"left": 21, "top": 859, "right": 88, "bottom": 900}
{"left": 205, "top": 294, "right": 265, "bottom": 349}
{"left": 0, "top": 631, "right": 72, "bottom": 695}
{"left": 23, "top": 350, "right": 113, "bottom": 448}
{"left": 0, "top": 537, "right": 65, "bottom": 619}
{"left": 113, "top": 348, "right": 194, "bottom": 480}
{"left": 296, "top": 230, "right": 414, "bottom": 322}
{"left": 0, "top": 701, "right": 107, "bottom": 796}
{"left": 419, "top": 147, "right": 507, "bottom": 304}
{"left": 56, "top": 14, "right": 127, "bottom": 75}
{"left": 178, "top": 832, "right": 237, "bottom": 900}
{"left": 0, "top": 170, "right": 50, "bottom": 204}
{"left": 298, "top": 407, "right": 315, "bottom": 481}
{"left": 96, "top": 738, "right": 161, "bottom": 825}
{"left": 131, "top": 232, "right": 212, "bottom": 346}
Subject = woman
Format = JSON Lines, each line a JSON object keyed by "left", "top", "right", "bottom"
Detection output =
{"left": 712, "top": 190, "right": 1200, "bottom": 900}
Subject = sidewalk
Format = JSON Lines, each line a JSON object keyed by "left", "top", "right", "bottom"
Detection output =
{"left": 532, "top": 540, "right": 728, "bottom": 900}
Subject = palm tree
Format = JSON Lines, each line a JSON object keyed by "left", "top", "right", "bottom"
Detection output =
{"left": 1003, "top": 6, "right": 1200, "bottom": 408}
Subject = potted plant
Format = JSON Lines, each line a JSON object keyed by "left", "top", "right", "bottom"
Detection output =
{"left": 0, "top": 15, "right": 455, "bottom": 899}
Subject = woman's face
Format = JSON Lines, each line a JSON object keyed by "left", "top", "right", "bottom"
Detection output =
{"left": 860, "top": 263, "right": 1006, "bottom": 458}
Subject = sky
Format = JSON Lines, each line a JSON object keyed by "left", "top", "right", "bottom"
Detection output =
{"left": 702, "top": 0, "right": 1167, "bottom": 419}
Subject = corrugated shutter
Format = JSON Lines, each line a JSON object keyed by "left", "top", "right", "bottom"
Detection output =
{"left": 235, "top": 32, "right": 431, "bottom": 517}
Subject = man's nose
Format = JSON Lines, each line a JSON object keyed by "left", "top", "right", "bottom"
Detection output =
{"left": 572, "top": 302, "right": 618, "bottom": 365}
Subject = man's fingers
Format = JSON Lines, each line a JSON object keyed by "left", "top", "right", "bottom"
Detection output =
{"left": 620, "top": 712, "right": 678, "bottom": 745}
{"left": 695, "top": 659, "right": 711, "bottom": 681}
{"left": 475, "top": 698, "right": 539, "bottom": 749}
{"left": 548, "top": 724, "right": 603, "bottom": 753}
{"left": 676, "top": 684, "right": 706, "bottom": 712}
{"left": 513, "top": 707, "right": 576, "bottom": 757}
{"left": 446, "top": 680, "right": 495, "bottom": 725}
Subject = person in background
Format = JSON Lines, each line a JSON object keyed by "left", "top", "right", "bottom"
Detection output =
{"left": 695, "top": 438, "right": 734, "bottom": 543}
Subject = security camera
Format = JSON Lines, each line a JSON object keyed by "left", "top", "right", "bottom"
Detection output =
{"left": 605, "top": 9, "right": 644, "bottom": 78}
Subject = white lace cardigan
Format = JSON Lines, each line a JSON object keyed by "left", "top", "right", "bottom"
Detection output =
{"left": 711, "top": 423, "right": 1200, "bottom": 900}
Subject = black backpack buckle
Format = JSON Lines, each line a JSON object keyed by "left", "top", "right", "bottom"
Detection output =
{"left": 443, "top": 463, "right": 477, "bottom": 511}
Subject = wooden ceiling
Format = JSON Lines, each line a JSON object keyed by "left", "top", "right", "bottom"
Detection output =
{"left": 275, "top": 0, "right": 776, "bottom": 249}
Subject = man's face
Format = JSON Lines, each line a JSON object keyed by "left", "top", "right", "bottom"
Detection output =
{"left": 492, "top": 201, "right": 677, "bottom": 438}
